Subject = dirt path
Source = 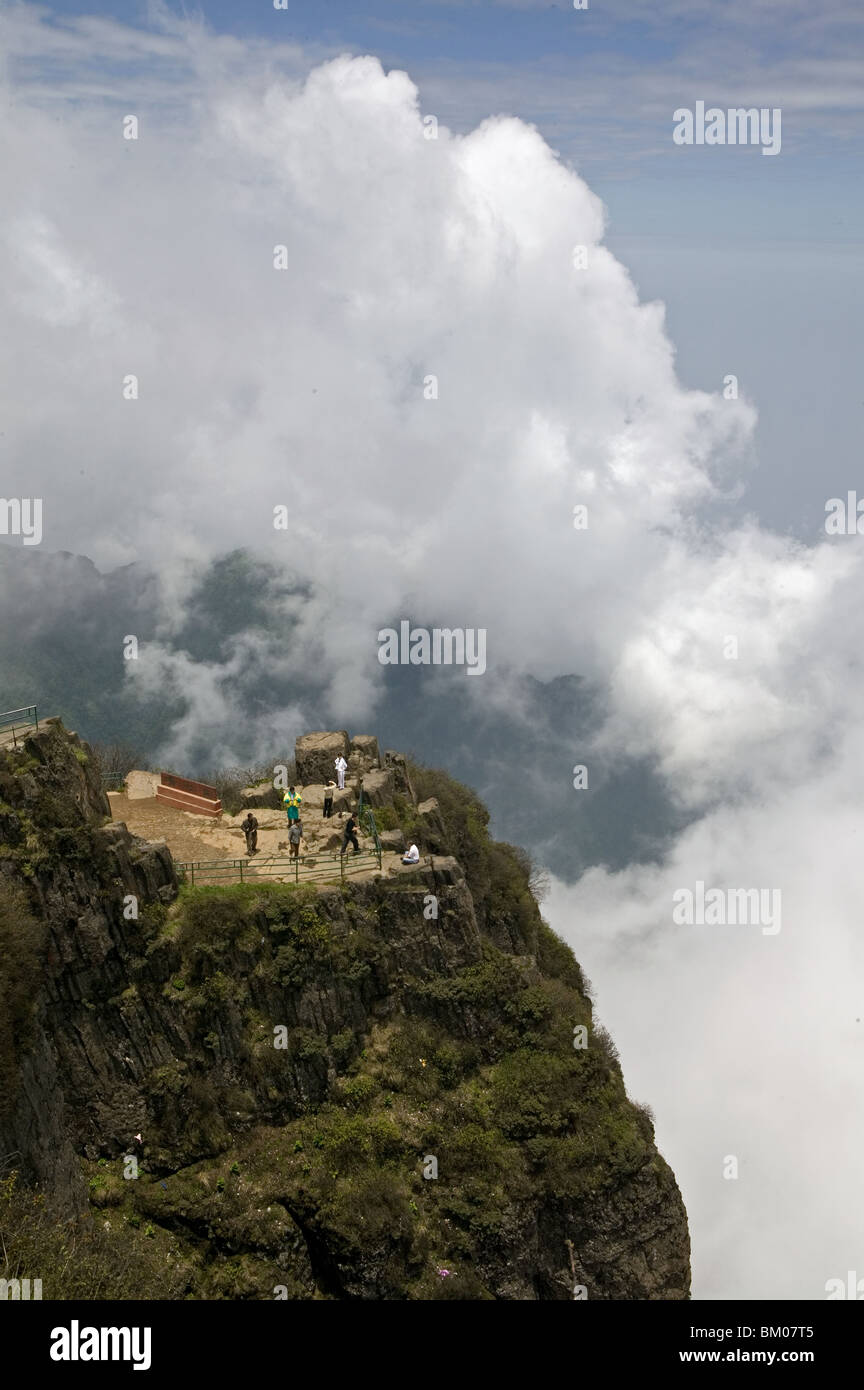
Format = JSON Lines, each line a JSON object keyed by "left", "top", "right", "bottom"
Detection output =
{"left": 107, "top": 794, "right": 240, "bottom": 863}
{"left": 107, "top": 792, "right": 403, "bottom": 884}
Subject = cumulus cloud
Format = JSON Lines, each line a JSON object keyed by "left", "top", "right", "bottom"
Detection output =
{"left": 0, "top": 14, "right": 755, "bottom": 712}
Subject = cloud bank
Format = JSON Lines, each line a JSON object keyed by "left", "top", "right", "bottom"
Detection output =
{"left": 1, "top": 7, "right": 755, "bottom": 713}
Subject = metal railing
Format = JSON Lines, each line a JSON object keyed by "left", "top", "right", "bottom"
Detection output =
{"left": 176, "top": 846, "right": 382, "bottom": 888}
{"left": 0, "top": 706, "right": 38, "bottom": 747}
{"left": 357, "top": 791, "right": 383, "bottom": 863}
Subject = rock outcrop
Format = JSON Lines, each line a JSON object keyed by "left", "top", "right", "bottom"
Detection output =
{"left": 0, "top": 721, "right": 690, "bottom": 1300}
{"left": 294, "top": 731, "right": 351, "bottom": 786}
{"left": 348, "top": 735, "right": 380, "bottom": 777}
{"left": 357, "top": 767, "right": 394, "bottom": 807}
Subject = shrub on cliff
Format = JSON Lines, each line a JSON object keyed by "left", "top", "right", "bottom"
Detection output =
{"left": 0, "top": 1170, "right": 191, "bottom": 1299}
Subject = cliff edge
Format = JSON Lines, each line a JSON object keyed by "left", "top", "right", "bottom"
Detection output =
{"left": 0, "top": 720, "right": 690, "bottom": 1299}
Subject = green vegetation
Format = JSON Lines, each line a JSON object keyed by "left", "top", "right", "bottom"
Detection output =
{"left": 0, "top": 723, "right": 679, "bottom": 1299}
{"left": 0, "top": 1169, "right": 192, "bottom": 1300}
{"left": 90, "top": 742, "right": 144, "bottom": 790}
{"left": 0, "top": 881, "right": 46, "bottom": 1120}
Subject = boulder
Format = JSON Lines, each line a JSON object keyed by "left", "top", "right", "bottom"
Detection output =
{"left": 428, "top": 855, "right": 465, "bottom": 887}
{"left": 295, "top": 731, "right": 350, "bottom": 786}
{"left": 301, "top": 784, "right": 353, "bottom": 817}
{"left": 299, "top": 783, "right": 326, "bottom": 810}
{"left": 415, "top": 797, "right": 448, "bottom": 853}
{"left": 331, "top": 787, "right": 355, "bottom": 816}
{"left": 382, "top": 750, "right": 413, "bottom": 798}
{"left": 378, "top": 828, "right": 406, "bottom": 852}
{"left": 389, "top": 854, "right": 464, "bottom": 887}
{"left": 348, "top": 735, "right": 380, "bottom": 777}
{"left": 358, "top": 767, "right": 395, "bottom": 808}
{"left": 240, "top": 782, "right": 282, "bottom": 810}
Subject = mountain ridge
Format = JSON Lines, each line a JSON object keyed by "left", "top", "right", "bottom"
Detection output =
{"left": 0, "top": 718, "right": 690, "bottom": 1299}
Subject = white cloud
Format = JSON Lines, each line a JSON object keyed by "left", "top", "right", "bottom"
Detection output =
{"left": 544, "top": 726, "right": 864, "bottom": 1297}
{"left": 7, "top": 213, "right": 120, "bottom": 329}
{"left": 0, "top": 25, "right": 757, "bottom": 698}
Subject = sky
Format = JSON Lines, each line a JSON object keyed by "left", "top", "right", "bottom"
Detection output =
{"left": 1, "top": 0, "right": 863, "bottom": 1302}
{"left": 7, "top": 0, "right": 864, "bottom": 538}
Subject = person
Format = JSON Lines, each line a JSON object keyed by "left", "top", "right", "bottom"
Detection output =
{"left": 340, "top": 811, "right": 360, "bottom": 856}
{"left": 241, "top": 812, "right": 258, "bottom": 856}
{"left": 283, "top": 785, "right": 302, "bottom": 823}
{"left": 402, "top": 843, "right": 420, "bottom": 864}
{"left": 334, "top": 755, "right": 348, "bottom": 790}
{"left": 288, "top": 820, "right": 303, "bottom": 859}
{"left": 322, "top": 780, "right": 336, "bottom": 819}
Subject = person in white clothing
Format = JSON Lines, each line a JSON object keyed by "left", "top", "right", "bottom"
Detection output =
{"left": 402, "top": 843, "right": 420, "bottom": 864}
{"left": 334, "top": 755, "right": 348, "bottom": 790}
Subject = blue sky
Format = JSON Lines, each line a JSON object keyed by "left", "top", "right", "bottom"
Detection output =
{"left": 6, "top": 0, "right": 864, "bottom": 535}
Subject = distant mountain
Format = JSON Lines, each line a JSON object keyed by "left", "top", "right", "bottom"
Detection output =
{"left": 0, "top": 544, "right": 689, "bottom": 881}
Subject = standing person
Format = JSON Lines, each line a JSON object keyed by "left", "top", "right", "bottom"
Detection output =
{"left": 283, "top": 785, "right": 302, "bottom": 824}
{"left": 288, "top": 820, "right": 303, "bottom": 859}
{"left": 334, "top": 755, "right": 348, "bottom": 791}
{"left": 322, "top": 780, "right": 336, "bottom": 819}
{"left": 241, "top": 812, "right": 258, "bottom": 856}
{"left": 340, "top": 811, "right": 360, "bottom": 856}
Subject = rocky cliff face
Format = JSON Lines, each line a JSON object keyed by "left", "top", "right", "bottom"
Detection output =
{"left": 0, "top": 721, "right": 690, "bottom": 1300}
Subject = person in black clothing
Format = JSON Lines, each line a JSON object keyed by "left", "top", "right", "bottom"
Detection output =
{"left": 241, "top": 812, "right": 258, "bottom": 855}
{"left": 340, "top": 812, "right": 360, "bottom": 855}
{"left": 323, "top": 780, "right": 336, "bottom": 819}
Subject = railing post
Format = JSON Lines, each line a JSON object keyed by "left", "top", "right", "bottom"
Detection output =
{"left": 340, "top": 851, "right": 345, "bottom": 883}
{"left": 294, "top": 854, "right": 299, "bottom": 885}
{"left": 239, "top": 859, "right": 245, "bottom": 884}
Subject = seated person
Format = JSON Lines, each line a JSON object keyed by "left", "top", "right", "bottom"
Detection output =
{"left": 401, "top": 843, "right": 420, "bottom": 864}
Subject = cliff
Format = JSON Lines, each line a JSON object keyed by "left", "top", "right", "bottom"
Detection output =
{"left": 0, "top": 719, "right": 690, "bottom": 1299}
